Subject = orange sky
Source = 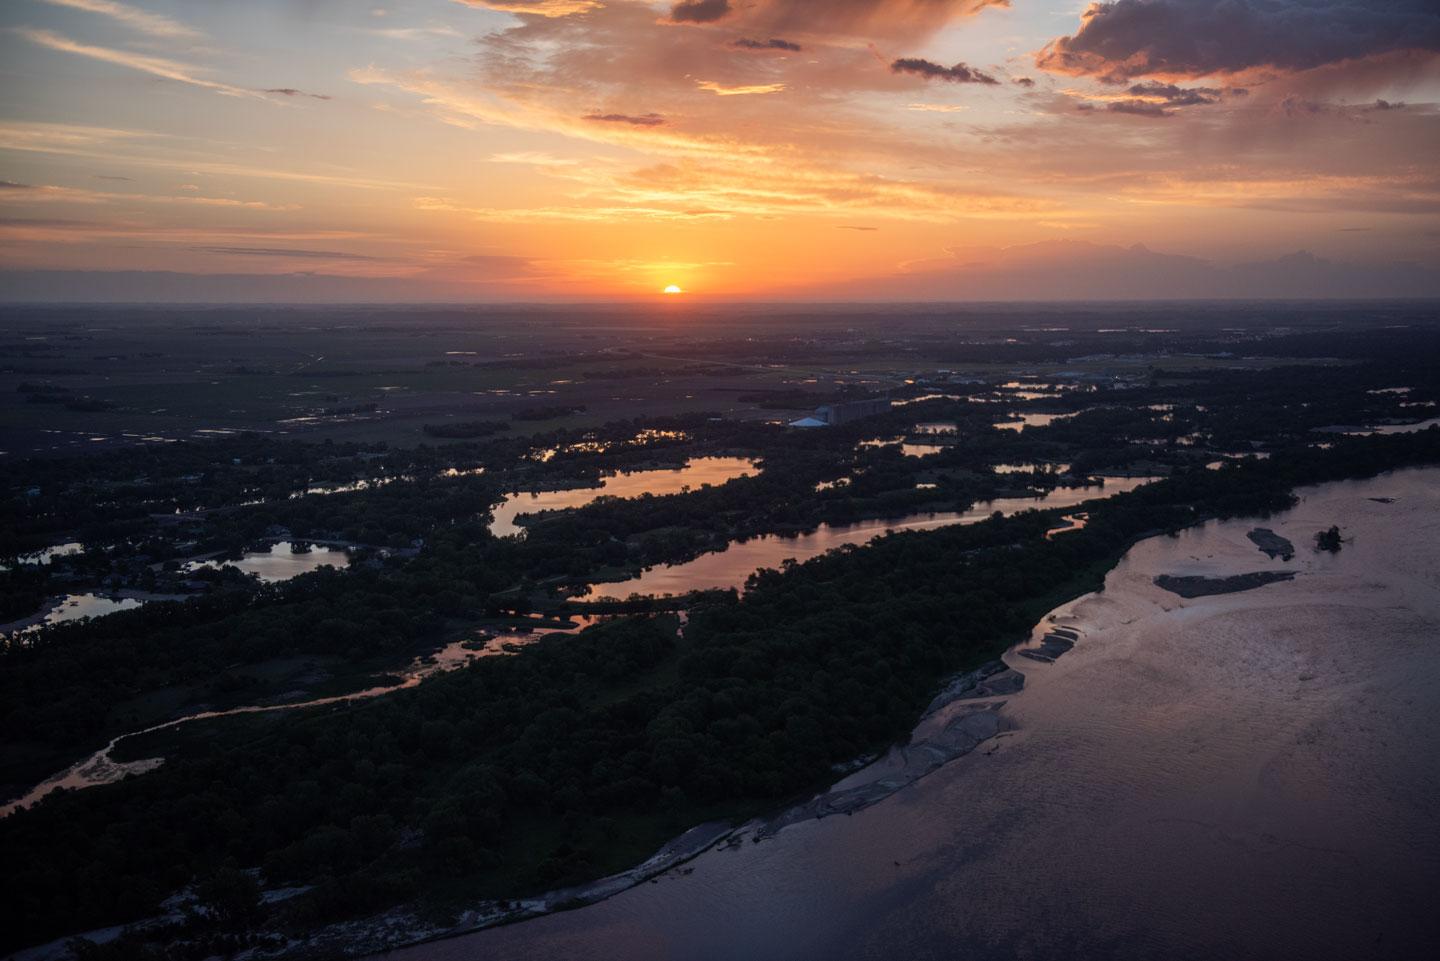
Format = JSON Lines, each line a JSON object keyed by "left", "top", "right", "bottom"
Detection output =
{"left": 2, "top": 1, "right": 1438, "bottom": 300}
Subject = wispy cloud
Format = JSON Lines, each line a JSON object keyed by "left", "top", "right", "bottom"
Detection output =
{"left": 172, "top": 196, "right": 299, "bottom": 210}
{"left": 38, "top": 0, "right": 205, "bottom": 42}
{"left": 488, "top": 151, "right": 581, "bottom": 165}
{"left": 264, "top": 88, "right": 333, "bottom": 100}
{"left": 451, "top": 1, "right": 601, "bottom": 16}
{"left": 694, "top": 79, "right": 785, "bottom": 95}
{"left": 10, "top": 27, "right": 260, "bottom": 98}
{"left": 415, "top": 158, "right": 1056, "bottom": 225}
{"left": 191, "top": 246, "right": 384, "bottom": 260}
{"left": 0, "top": 181, "right": 299, "bottom": 209}
{"left": 0, "top": 121, "right": 437, "bottom": 191}
{"left": 357, "top": 25, "right": 463, "bottom": 40}
{"left": 583, "top": 112, "right": 667, "bottom": 126}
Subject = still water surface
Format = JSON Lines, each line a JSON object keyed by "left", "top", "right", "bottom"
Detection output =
{"left": 489, "top": 458, "right": 757, "bottom": 538}
{"left": 406, "top": 467, "right": 1440, "bottom": 960}
{"left": 192, "top": 541, "right": 350, "bottom": 582}
{"left": 578, "top": 477, "right": 1155, "bottom": 600}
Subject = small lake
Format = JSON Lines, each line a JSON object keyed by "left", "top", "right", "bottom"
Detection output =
{"left": 1358, "top": 417, "right": 1440, "bottom": 435}
{"left": 192, "top": 542, "right": 350, "bottom": 582}
{"left": 576, "top": 477, "right": 1156, "bottom": 600}
{"left": 490, "top": 457, "right": 758, "bottom": 538}
{"left": 993, "top": 461, "right": 1071, "bottom": 474}
{"left": 995, "top": 411, "right": 1078, "bottom": 431}
{"left": 0, "top": 542, "right": 84, "bottom": 572}
{"left": 7, "top": 593, "right": 143, "bottom": 634}
{"left": 857, "top": 438, "right": 947, "bottom": 457}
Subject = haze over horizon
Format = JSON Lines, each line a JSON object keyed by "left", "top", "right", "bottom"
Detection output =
{"left": 3, "top": 0, "right": 1439, "bottom": 302}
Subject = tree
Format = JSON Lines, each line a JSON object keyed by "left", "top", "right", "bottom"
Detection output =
{"left": 192, "top": 862, "right": 263, "bottom": 931}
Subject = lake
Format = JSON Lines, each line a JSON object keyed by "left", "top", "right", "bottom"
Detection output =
{"left": 576, "top": 476, "right": 1157, "bottom": 600}
{"left": 489, "top": 457, "right": 758, "bottom": 537}
{"left": 191, "top": 541, "right": 350, "bottom": 582}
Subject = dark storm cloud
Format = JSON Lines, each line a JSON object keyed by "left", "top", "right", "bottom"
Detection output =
{"left": 582, "top": 112, "right": 668, "bottom": 126}
{"left": 891, "top": 58, "right": 998, "bottom": 84}
{"left": 1013, "top": 76, "right": 1035, "bottom": 87}
{"left": 669, "top": 0, "right": 731, "bottom": 24}
{"left": 264, "top": 88, "right": 332, "bottom": 100}
{"left": 1038, "top": 0, "right": 1440, "bottom": 80}
{"left": 729, "top": 38, "right": 802, "bottom": 52}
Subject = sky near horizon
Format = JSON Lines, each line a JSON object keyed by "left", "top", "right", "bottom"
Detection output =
{"left": 1, "top": 0, "right": 1438, "bottom": 301}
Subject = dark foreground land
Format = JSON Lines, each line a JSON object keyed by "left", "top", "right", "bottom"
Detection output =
{"left": 2, "top": 301, "right": 1438, "bottom": 959}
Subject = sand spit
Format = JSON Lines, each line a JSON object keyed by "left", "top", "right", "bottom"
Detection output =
{"left": 1153, "top": 571, "right": 1296, "bottom": 598}
{"left": 1247, "top": 527, "right": 1295, "bottom": 560}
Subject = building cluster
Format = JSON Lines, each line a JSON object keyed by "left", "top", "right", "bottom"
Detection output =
{"left": 790, "top": 396, "right": 892, "bottom": 428}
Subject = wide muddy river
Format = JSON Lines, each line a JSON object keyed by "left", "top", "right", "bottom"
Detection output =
{"left": 394, "top": 467, "right": 1440, "bottom": 960}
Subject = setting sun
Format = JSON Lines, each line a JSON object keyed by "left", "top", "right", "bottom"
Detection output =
{"left": 664, "top": 285, "right": 683, "bottom": 294}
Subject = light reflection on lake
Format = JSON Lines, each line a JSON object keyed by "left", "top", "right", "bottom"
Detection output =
{"left": 577, "top": 477, "right": 1156, "bottom": 600}
{"left": 993, "top": 461, "right": 1071, "bottom": 475}
{"left": 857, "top": 438, "right": 947, "bottom": 457}
{"left": 19, "top": 592, "right": 142, "bottom": 632}
{"left": 995, "top": 410, "right": 1089, "bottom": 431}
{"left": 1355, "top": 417, "right": 1440, "bottom": 435}
{"left": 490, "top": 457, "right": 757, "bottom": 538}
{"left": 193, "top": 542, "right": 350, "bottom": 582}
{"left": 0, "top": 542, "right": 85, "bottom": 573}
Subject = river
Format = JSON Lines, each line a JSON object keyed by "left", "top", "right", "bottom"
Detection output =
{"left": 396, "top": 467, "right": 1440, "bottom": 960}
{"left": 577, "top": 476, "right": 1156, "bottom": 600}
